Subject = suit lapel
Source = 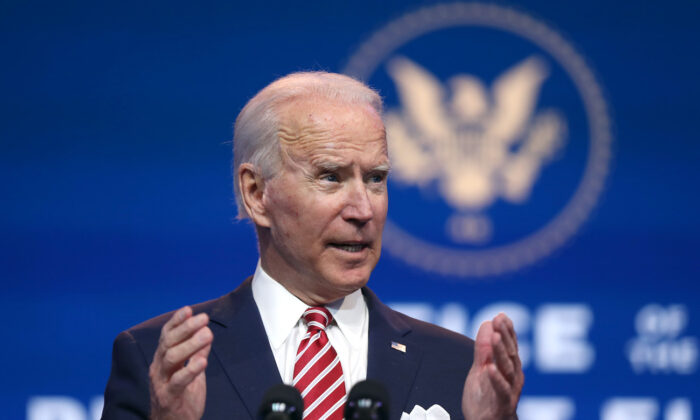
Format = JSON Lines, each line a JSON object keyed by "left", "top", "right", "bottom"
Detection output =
{"left": 204, "top": 281, "right": 424, "bottom": 418}
{"left": 364, "top": 288, "right": 423, "bottom": 418}
{"left": 208, "top": 278, "right": 282, "bottom": 419}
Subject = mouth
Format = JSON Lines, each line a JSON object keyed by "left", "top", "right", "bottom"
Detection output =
{"left": 329, "top": 242, "right": 370, "bottom": 253}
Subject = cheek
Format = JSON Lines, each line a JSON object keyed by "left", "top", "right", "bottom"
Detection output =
{"left": 373, "top": 195, "right": 389, "bottom": 219}
{"left": 264, "top": 193, "right": 301, "bottom": 242}
{"left": 266, "top": 183, "right": 301, "bottom": 219}
{"left": 268, "top": 190, "right": 324, "bottom": 243}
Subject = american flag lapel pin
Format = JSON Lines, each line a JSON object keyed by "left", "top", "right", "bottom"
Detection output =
{"left": 391, "top": 341, "right": 407, "bottom": 353}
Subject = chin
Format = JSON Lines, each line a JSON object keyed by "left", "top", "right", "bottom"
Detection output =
{"left": 313, "top": 258, "right": 378, "bottom": 301}
{"left": 332, "top": 267, "right": 372, "bottom": 292}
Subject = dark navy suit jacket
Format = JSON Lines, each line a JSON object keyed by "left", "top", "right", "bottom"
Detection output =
{"left": 102, "top": 278, "right": 475, "bottom": 419}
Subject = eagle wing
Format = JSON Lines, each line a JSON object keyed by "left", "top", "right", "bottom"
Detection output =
{"left": 384, "top": 111, "right": 438, "bottom": 185}
{"left": 386, "top": 56, "right": 454, "bottom": 141}
{"left": 485, "top": 56, "right": 549, "bottom": 145}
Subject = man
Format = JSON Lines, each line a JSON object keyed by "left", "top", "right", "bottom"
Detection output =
{"left": 102, "top": 72, "right": 523, "bottom": 420}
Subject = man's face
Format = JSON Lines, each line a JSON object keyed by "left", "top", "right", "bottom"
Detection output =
{"left": 260, "top": 99, "right": 389, "bottom": 304}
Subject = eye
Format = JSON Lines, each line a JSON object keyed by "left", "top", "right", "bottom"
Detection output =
{"left": 321, "top": 173, "right": 339, "bottom": 183}
{"left": 368, "top": 172, "right": 387, "bottom": 183}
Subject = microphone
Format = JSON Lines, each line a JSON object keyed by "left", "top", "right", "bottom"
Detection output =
{"left": 258, "top": 384, "right": 304, "bottom": 420}
{"left": 344, "top": 379, "right": 390, "bottom": 420}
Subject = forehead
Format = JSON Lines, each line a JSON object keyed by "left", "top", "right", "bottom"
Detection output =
{"left": 276, "top": 98, "right": 387, "bottom": 160}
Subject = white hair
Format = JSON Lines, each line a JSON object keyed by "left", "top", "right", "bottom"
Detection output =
{"left": 232, "top": 71, "right": 383, "bottom": 219}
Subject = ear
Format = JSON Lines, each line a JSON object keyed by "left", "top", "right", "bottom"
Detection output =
{"left": 238, "top": 163, "right": 272, "bottom": 228}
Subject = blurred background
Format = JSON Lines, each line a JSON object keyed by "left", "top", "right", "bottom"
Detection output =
{"left": 2, "top": 0, "right": 699, "bottom": 419}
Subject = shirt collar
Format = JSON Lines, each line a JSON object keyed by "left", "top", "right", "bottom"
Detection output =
{"left": 251, "top": 261, "right": 367, "bottom": 351}
{"left": 326, "top": 284, "right": 366, "bottom": 350}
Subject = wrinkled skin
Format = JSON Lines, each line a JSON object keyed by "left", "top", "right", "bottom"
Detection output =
{"left": 149, "top": 306, "right": 213, "bottom": 420}
{"left": 463, "top": 313, "right": 524, "bottom": 420}
{"left": 241, "top": 99, "right": 389, "bottom": 306}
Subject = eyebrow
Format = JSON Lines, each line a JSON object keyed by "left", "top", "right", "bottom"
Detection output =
{"left": 314, "top": 161, "right": 391, "bottom": 174}
{"left": 315, "top": 160, "right": 343, "bottom": 172}
{"left": 372, "top": 163, "right": 392, "bottom": 173}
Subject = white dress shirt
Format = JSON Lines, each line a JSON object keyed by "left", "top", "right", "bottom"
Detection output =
{"left": 251, "top": 261, "right": 369, "bottom": 392}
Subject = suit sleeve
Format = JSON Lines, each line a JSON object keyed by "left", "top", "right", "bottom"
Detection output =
{"left": 101, "top": 330, "right": 151, "bottom": 420}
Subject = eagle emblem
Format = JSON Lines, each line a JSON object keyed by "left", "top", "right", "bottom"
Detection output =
{"left": 385, "top": 56, "right": 567, "bottom": 243}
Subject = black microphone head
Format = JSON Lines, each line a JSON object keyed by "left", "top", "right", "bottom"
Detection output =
{"left": 258, "top": 384, "right": 304, "bottom": 420}
{"left": 344, "top": 379, "right": 390, "bottom": 420}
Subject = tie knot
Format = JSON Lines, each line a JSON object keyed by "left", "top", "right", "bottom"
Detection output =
{"left": 302, "top": 306, "right": 332, "bottom": 331}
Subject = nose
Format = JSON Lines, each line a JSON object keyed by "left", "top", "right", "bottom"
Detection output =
{"left": 342, "top": 181, "right": 374, "bottom": 225}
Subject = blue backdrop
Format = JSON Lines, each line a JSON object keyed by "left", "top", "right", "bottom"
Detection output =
{"left": 2, "top": 1, "right": 699, "bottom": 419}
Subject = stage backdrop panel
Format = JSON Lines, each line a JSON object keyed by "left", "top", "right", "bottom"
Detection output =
{"left": 1, "top": 0, "right": 698, "bottom": 419}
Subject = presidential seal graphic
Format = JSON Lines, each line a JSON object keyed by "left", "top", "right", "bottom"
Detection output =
{"left": 344, "top": 3, "right": 612, "bottom": 277}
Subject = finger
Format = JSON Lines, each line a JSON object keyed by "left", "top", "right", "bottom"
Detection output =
{"left": 495, "top": 314, "right": 518, "bottom": 357}
{"left": 495, "top": 315, "right": 523, "bottom": 377}
{"left": 155, "top": 307, "right": 194, "bottom": 360}
{"left": 162, "top": 312, "right": 210, "bottom": 349}
{"left": 504, "top": 315, "right": 518, "bottom": 351}
{"left": 491, "top": 331, "right": 516, "bottom": 384}
{"left": 161, "top": 325, "right": 213, "bottom": 376}
{"left": 193, "top": 331, "right": 213, "bottom": 360}
{"left": 163, "top": 306, "right": 193, "bottom": 333}
{"left": 487, "top": 363, "right": 511, "bottom": 403}
{"left": 168, "top": 353, "right": 209, "bottom": 395}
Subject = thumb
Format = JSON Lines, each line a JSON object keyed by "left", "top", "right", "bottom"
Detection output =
{"left": 473, "top": 320, "right": 495, "bottom": 367}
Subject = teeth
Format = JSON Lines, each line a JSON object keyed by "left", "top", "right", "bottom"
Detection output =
{"left": 334, "top": 244, "right": 364, "bottom": 252}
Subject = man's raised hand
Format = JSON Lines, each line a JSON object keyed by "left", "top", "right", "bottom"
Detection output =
{"left": 462, "top": 313, "right": 524, "bottom": 420}
{"left": 149, "top": 306, "right": 213, "bottom": 420}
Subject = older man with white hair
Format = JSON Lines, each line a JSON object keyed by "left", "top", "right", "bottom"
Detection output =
{"left": 102, "top": 72, "right": 523, "bottom": 420}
